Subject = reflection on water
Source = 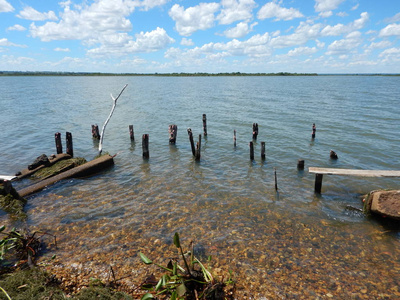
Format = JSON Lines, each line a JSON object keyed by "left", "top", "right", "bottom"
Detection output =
{"left": 1, "top": 76, "right": 400, "bottom": 298}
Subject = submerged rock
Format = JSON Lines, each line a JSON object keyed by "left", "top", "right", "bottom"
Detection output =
{"left": 28, "top": 154, "right": 50, "bottom": 170}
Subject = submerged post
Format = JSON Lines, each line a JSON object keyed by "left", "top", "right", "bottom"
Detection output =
{"left": 252, "top": 123, "right": 258, "bottom": 140}
{"left": 315, "top": 173, "right": 323, "bottom": 193}
{"left": 274, "top": 168, "right": 278, "bottom": 191}
{"left": 92, "top": 125, "right": 100, "bottom": 139}
{"left": 233, "top": 130, "right": 236, "bottom": 147}
{"left": 55, "top": 132, "right": 63, "bottom": 154}
{"left": 312, "top": 123, "right": 316, "bottom": 139}
{"left": 187, "top": 128, "right": 195, "bottom": 156}
{"left": 261, "top": 142, "right": 266, "bottom": 160}
{"left": 297, "top": 159, "right": 305, "bottom": 170}
{"left": 142, "top": 134, "right": 149, "bottom": 159}
{"left": 249, "top": 141, "right": 254, "bottom": 160}
{"left": 66, "top": 132, "right": 73, "bottom": 157}
{"left": 169, "top": 125, "right": 178, "bottom": 144}
{"left": 203, "top": 114, "right": 207, "bottom": 137}
{"left": 129, "top": 125, "right": 135, "bottom": 141}
{"left": 195, "top": 134, "right": 201, "bottom": 161}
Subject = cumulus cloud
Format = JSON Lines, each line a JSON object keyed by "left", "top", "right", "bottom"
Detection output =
{"left": 379, "top": 47, "right": 400, "bottom": 58}
{"left": 270, "top": 21, "right": 322, "bottom": 48}
{"left": 181, "top": 38, "right": 194, "bottom": 46}
{"left": 7, "top": 24, "right": 26, "bottom": 31}
{"left": 379, "top": 23, "right": 400, "bottom": 37}
{"left": 0, "top": 0, "right": 13, "bottom": 13}
{"left": 217, "top": 0, "right": 257, "bottom": 25}
{"left": 169, "top": 3, "right": 220, "bottom": 36}
{"left": 223, "top": 21, "right": 257, "bottom": 38}
{"left": 321, "top": 12, "right": 369, "bottom": 36}
{"left": 17, "top": 6, "right": 58, "bottom": 21}
{"left": 314, "top": 0, "right": 345, "bottom": 17}
{"left": 257, "top": 2, "right": 303, "bottom": 21}
{"left": 88, "top": 27, "right": 175, "bottom": 56}
{"left": 54, "top": 47, "right": 70, "bottom": 52}
{"left": 0, "top": 38, "right": 27, "bottom": 48}
{"left": 287, "top": 46, "right": 318, "bottom": 56}
{"left": 326, "top": 31, "right": 362, "bottom": 55}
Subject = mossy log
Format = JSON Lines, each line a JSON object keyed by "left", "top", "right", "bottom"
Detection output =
{"left": 18, "top": 154, "right": 114, "bottom": 198}
{"left": 17, "top": 153, "right": 72, "bottom": 179}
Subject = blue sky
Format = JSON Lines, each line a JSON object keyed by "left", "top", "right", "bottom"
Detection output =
{"left": 1, "top": 0, "right": 400, "bottom": 73}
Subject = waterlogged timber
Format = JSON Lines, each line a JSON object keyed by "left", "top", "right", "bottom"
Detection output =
{"left": 1, "top": 76, "right": 400, "bottom": 298}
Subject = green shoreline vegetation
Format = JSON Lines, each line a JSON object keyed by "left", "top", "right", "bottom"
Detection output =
{"left": 0, "top": 71, "right": 399, "bottom": 76}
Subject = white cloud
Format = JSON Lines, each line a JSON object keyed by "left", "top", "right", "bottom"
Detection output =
{"left": 326, "top": 31, "right": 362, "bottom": 55}
{"left": 257, "top": 2, "right": 303, "bottom": 21}
{"left": 270, "top": 21, "right": 322, "bottom": 48}
{"left": 379, "top": 23, "right": 400, "bottom": 37}
{"left": 181, "top": 38, "right": 194, "bottom": 46}
{"left": 140, "top": 0, "right": 169, "bottom": 11}
{"left": 379, "top": 47, "right": 400, "bottom": 58}
{"left": 17, "top": 6, "right": 58, "bottom": 21}
{"left": 367, "top": 40, "right": 391, "bottom": 50}
{"left": 169, "top": 3, "right": 220, "bottom": 36}
{"left": 223, "top": 21, "right": 257, "bottom": 38}
{"left": 351, "top": 4, "right": 359, "bottom": 11}
{"left": 384, "top": 13, "right": 400, "bottom": 23}
{"left": 287, "top": 46, "right": 318, "bottom": 56}
{"left": 88, "top": 27, "right": 175, "bottom": 56}
{"left": 0, "top": 0, "right": 13, "bottom": 13}
{"left": 54, "top": 47, "right": 70, "bottom": 52}
{"left": 321, "top": 12, "right": 369, "bottom": 36}
{"left": 217, "top": 0, "right": 257, "bottom": 25}
{"left": 7, "top": 24, "right": 26, "bottom": 31}
{"left": 336, "top": 11, "right": 348, "bottom": 17}
{"left": 0, "top": 38, "right": 27, "bottom": 48}
{"left": 314, "top": 0, "right": 345, "bottom": 17}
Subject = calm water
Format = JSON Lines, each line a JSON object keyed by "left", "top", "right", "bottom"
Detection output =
{"left": 1, "top": 76, "right": 400, "bottom": 298}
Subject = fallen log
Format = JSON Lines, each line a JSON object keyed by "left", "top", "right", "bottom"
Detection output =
{"left": 18, "top": 154, "right": 114, "bottom": 198}
{"left": 364, "top": 190, "right": 400, "bottom": 220}
{"left": 16, "top": 153, "right": 72, "bottom": 179}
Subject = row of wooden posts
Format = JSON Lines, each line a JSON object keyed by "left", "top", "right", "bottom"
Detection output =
{"left": 89, "top": 114, "right": 308, "bottom": 172}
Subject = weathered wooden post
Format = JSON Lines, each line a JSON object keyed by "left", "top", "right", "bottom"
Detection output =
{"left": 252, "top": 123, "right": 258, "bottom": 140}
{"left": 92, "top": 125, "right": 100, "bottom": 139}
{"left": 274, "top": 168, "right": 278, "bottom": 191}
{"left": 187, "top": 128, "right": 195, "bottom": 156}
{"left": 203, "top": 114, "right": 207, "bottom": 136}
{"left": 142, "top": 134, "right": 149, "bottom": 159}
{"left": 315, "top": 173, "right": 323, "bottom": 193}
{"left": 129, "top": 125, "right": 135, "bottom": 141}
{"left": 311, "top": 123, "right": 316, "bottom": 139}
{"left": 195, "top": 134, "right": 201, "bottom": 161}
{"left": 233, "top": 130, "right": 237, "bottom": 147}
{"left": 249, "top": 141, "right": 254, "bottom": 160}
{"left": 66, "top": 132, "right": 73, "bottom": 157}
{"left": 297, "top": 159, "right": 305, "bottom": 170}
{"left": 261, "top": 142, "right": 266, "bottom": 160}
{"left": 169, "top": 125, "right": 178, "bottom": 144}
{"left": 55, "top": 132, "right": 63, "bottom": 154}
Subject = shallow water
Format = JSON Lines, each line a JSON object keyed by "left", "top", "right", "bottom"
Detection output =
{"left": 1, "top": 75, "right": 400, "bottom": 298}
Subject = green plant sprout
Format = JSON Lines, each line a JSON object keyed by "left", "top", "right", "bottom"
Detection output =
{"left": 139, "top": 232, "right": 234, "bottom": 300}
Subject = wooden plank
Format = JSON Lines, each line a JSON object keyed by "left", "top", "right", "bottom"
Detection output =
{"left": 0, "top": 175, "right": 17, "bottom": 181}
{"left": 309, "top": 167, "right": 400, "bottom": 177}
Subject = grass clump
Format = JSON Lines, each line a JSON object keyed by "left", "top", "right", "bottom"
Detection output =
{"left": 0, "top": 184, "right": 27, "bottom": 220}
{"left": 33, "top": 157, "right": 87, "bottom": 180}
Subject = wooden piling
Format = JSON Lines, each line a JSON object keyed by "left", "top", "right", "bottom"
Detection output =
{"left": 92, "top": 125, "right": 100, "bottom": 139}
{"left": 252, "top": 123, "right": 258, "bottom": 140}
{"left": 311, "top": 123, "right": 316, "bottom": 139}
{"left": 233, "top": 130, "right": 236, "bottom": 147}
{"left": 195, "top": 134, "right": 201, "bottom": 161}
{"left": 142, "top": 134, "right": 149, "bottom": 159}
{"left": 297, "top": 159, "right": 305, "bottom": 170}
{"left": 261, "top": 142, "right": 266, "bottom": 160}
{"left": 315, "top": 173, "right": 323, "bottom": 193}
{"left": 203, "top": 114, "right": 207, "bottom": 136}
{"left": 187, "top": 128, "right": 195, "bottom": 156}
{"left": 274, "top": 168, "right": 278, "bottom": 191}
{"left": 55, "top": 132, "right": 63, "bottom": 154}
{"left": 249, "top": 141, "right": 254, "bottom": 160}
{"left": 169, "top": 125, "right": 178, "bottom": 144}
{"left": 66, "top": 132, "right": 73, "bottom": 157}
{"left": 129, "top": 125, "right": 135, "bottom": 141}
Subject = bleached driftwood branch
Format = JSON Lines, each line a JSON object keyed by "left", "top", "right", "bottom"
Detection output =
{"left": 98, "top": 84, "right": 128, "bottom": 155}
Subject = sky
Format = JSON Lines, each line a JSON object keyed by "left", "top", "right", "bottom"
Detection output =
{"left": 0, "top": 0, "right": 400, "bottom": 74}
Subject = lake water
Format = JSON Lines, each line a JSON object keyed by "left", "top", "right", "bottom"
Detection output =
{"left": 1, "top": 75, "right": 400, "bottom": 298}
